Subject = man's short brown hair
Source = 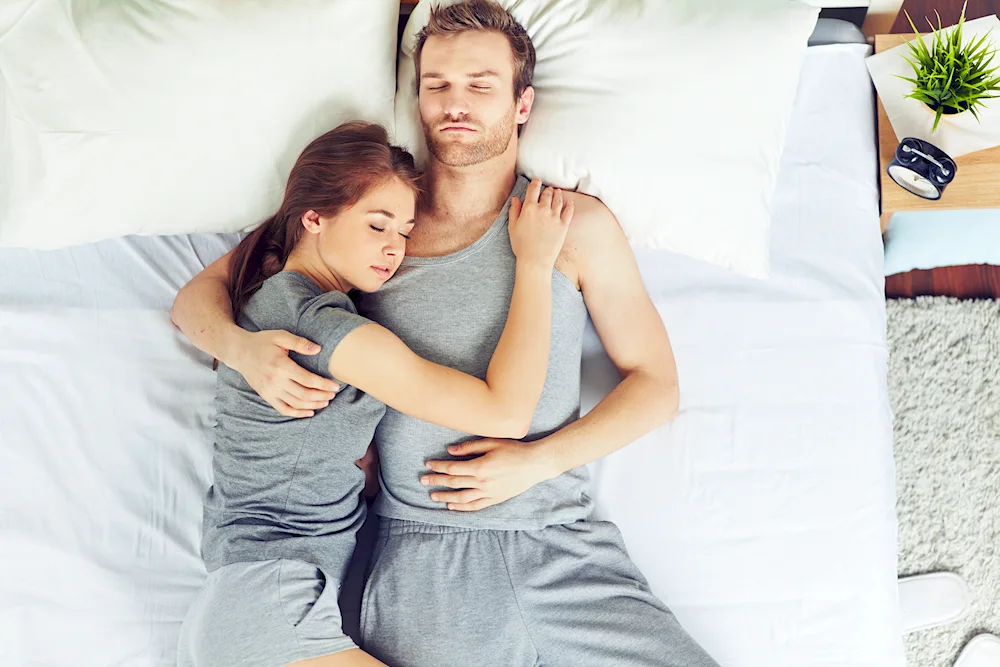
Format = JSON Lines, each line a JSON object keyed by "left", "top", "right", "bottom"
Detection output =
{"left": 414, "top": 0, "right": 536, "bottom": 99}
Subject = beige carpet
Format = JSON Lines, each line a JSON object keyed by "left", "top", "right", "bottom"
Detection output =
{"left": 888, "top": 297, "right": 1000, "bottom": 667}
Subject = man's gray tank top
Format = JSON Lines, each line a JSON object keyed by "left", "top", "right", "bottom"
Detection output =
{"left": 355, "top": 175, "right": 593, "bottom": 530}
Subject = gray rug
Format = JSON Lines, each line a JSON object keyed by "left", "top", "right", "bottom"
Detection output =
{"left": 888, "top": 297, "right": 1000, "bottom": 667}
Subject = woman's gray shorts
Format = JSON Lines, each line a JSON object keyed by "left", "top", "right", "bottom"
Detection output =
{"left": 177, "top": 558, "right": 357, "bottom": 667}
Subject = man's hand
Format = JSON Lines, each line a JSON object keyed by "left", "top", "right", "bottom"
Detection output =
{"left": 421, "top": 438, "right": 558, "bottom": 511}
{"left": 229, "top": 330, "right": 340, "bottom": 418}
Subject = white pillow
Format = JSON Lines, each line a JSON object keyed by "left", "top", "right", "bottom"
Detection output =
{"left": 0, "top": 0, "right": 400, "bottom": 249}
{"left": 395, "top": 0, "right": 820, "bottom": 278}
{"left": 0, "top": 67, "right": 11, "bottom": 222}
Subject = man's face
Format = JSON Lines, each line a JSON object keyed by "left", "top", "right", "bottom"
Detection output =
{"left": 418, "top": 31, "right": 530, "bottom": 167}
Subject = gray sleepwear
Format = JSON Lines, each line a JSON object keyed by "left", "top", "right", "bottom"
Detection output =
{"left": 177, "top": 558, "right": 355, "bottom": 667}
{"left": 178, "top": 271, "right": 383, "bottom": 667}
{"left": 360, "top": 519, "right": 720, "bottom": 667}
{"left": 354, "top": 175, "right": 720, "bottom": 667}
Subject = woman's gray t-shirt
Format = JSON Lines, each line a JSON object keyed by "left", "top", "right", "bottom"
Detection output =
{"left": 200, "top": 271, "right": 385, "bottom": 580}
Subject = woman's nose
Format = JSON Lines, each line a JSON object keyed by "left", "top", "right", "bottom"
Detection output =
{"left": 384, "top": 236, "right": 404, "bottom": 256}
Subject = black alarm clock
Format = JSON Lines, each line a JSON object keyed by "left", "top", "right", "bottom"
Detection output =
{"left": 886, "top": 137, "right": 957, "bottom": 200}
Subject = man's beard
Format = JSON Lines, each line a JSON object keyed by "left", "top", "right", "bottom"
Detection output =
{"left": 422, "top": 107, "right": 516, "bottom": 167}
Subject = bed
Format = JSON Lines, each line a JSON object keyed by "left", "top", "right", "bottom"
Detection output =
{"left": 581, "top": 39, "right": 904, "bottom": 666}
{"left": 0, "top": 23, "right": 904, "bottom": 667}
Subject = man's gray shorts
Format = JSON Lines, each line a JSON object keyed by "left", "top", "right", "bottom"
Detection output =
{"left": 177, "top": 558, "right": 357, "bottom": 667}
{"left": 360, "top": 518, "right": 721, "bottom": 667}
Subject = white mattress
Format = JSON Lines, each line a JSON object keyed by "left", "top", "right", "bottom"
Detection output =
{"left": 0, "top": 43, "right": 904, "bottom": 667}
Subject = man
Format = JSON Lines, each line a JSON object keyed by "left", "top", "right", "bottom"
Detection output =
{"left": 171, "top": 1, "right": 719, "bottom": 665}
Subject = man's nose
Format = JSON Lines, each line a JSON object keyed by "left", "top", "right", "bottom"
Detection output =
{"left": 441, "top": 90, "right": 470, "bottom": 119}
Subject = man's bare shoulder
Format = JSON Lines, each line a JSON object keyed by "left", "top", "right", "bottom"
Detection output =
{"left": 541, "top": 189, "right": 628, "bottom": 290}
{"left": 561, "top": 190, "right": 627, "bottom": 257}
{"left": 562, "top": 190, "right": 613, "bottom": 223}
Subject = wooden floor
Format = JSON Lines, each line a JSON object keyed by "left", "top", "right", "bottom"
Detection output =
{"left": 883, "top": 0, "right": 1000, "bottom": 299}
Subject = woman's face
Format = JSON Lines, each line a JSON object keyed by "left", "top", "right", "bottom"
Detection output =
{"left": 314, "top": 178, "right": 416, "bottom": 293}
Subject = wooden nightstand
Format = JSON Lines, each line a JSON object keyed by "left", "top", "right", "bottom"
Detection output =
{"left": 876, "top": 33, "right": 1000, "bottom": 233}
{"left": 880, "top": 0, "right": 1000, "bottom": 298}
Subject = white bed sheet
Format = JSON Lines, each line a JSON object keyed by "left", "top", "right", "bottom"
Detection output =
{"left": 0, "top": 43, "right": 903, "bottom": 666}
{"left": 583, "top": 43, "right": 903, "bottom": 666}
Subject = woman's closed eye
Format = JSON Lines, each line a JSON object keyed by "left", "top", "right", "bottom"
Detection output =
{"left": 371, "top": 225, "right": 410, "bottom": 240}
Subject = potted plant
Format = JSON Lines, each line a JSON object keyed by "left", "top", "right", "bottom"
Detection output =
{"left": 898, "top": 1, "right": 1000, "bottom": 132}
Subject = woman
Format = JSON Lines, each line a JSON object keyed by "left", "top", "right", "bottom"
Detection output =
{"left": 176, "top": 121, "right": 573, "bottom": 667}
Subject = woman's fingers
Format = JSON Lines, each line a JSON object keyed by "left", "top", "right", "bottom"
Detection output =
{"left": 560, "top": 200, "right": 575, "bottom": 224}
{"left": 551, "top": 188, "right": 563, "bottom": 214}
{"left": 508, "top": 196, "right": 522, "bottom": 224}
{"left": 539, "top": 186, "right": 554, "bottom": 208}
{"left": 526, "top": 178, "right": 543, "bottom": 204}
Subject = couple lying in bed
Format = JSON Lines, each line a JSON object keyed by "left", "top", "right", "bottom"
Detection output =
{"left": 172, "top": 2, "right": 720, "bottom": 666}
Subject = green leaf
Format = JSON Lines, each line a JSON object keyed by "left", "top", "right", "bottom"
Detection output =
{"left": 966, "top": 31, "right": 992, "bottom": 57}
{"left": 944, "top": 68, "right": 955, "bottom": 91}
{"left": 932, "top": 107, "right": 944, "bottom": 132}
{"left": 900, "top": 9, "right": 1000, "bottom": 119}
{"left": 904, "top": 9, "right": 923, "bottom": 40}
{"left": 907, "top": 90, "right": 938, "bottom": 106}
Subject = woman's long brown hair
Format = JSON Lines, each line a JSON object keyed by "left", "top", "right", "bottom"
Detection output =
{"left": 229, "top": 121, "right": 421, "bottom": 317}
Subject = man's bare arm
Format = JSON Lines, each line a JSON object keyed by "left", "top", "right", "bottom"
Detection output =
{"left": 171, "top": 249, "right": 242, "bottom": 365}
{"left": 530, "top": 192, "right": 678, "bottom": 474}
{"left": 171, "top": 248, "right": 339, "bottom": 417}
{"left": 422, "top": 194, "right": 679, "bottom": 510}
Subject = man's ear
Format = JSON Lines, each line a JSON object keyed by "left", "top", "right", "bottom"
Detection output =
{"left": 516, "top": 85, "right": 535, "bottom": 126}
{"left": 300, "top": 210, "right": 322, "bottom": 234}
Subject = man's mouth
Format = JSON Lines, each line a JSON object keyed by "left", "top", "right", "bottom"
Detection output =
{"left": 440, "top": 125, "right": 476, "bottom": 133}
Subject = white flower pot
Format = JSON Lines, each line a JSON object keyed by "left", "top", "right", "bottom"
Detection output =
{"left": 866, "top": 15, "right": 1000, "bottom": 157}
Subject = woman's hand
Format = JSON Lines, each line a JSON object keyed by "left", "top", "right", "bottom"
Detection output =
{"left": 508, "top": 178, "right": 574, "bottom": 271}
{"left": 420, "top": 438, "right": 560, "bottom": 511}
{"left": 229, "top": 329, "right": 340, "bottom": 418}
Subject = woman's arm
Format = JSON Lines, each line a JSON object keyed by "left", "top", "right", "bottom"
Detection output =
{"left": 329, "top": 180, "right": 573, "bottom": 438}
{"left": 329, "top": 262, "right": 552, "bottom": 438}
